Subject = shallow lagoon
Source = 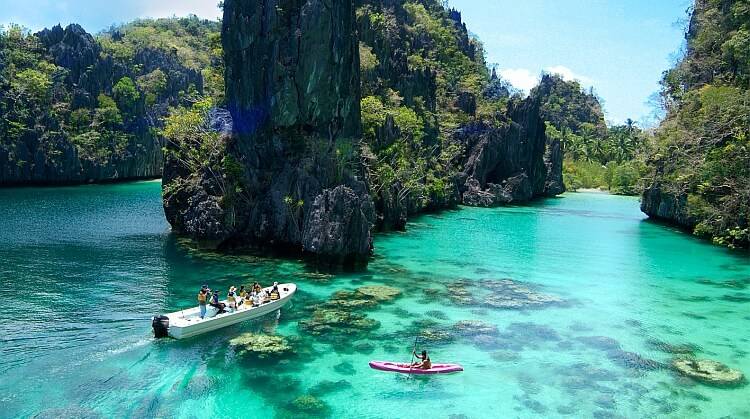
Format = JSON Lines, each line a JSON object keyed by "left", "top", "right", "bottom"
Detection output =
{"left": 1, "top": 181, "right": 749, "bottom": 418}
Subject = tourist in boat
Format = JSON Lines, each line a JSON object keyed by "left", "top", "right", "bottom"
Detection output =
{"left": 239, "top": 285, "right": 247, "bottom": 299}
{"left": 197, "top": 289, "right": 208, "bottom": 319}
{"left": 227, "top": 287, "right": 237, "bottom": 310}
{"left": 258, "top": 288, "right": 269, "bottom": 304}
{"left": 209, "top": 290, "right": 226, "bottom": 314}
{"left": 270, "top": 282, "right": 280, "bottom": 300}
{"left": 253, "top": 282, "right": 262, "bottom": 294}
{"left": 252, "top": 291, "right": 261, "bottom": 307}
{"left": 411, "top": 350, "right": 432, "bottom": 369}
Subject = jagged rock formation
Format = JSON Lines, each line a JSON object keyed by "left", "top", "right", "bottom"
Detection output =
{"left": 641, "top": 0, "right": 749, "bottom": 248}
{"left": 355, "top": 0, "right": 563, "bottom": 229}
{"left": 456, "top": 97, "right": 563, "bottom": 207}
{"left": 543, "top": 138, "right": 565, "bottom": 196}
{"left": 0, "top": 21, "right": 210, "bottom": 185}
{"left": 164, "top": 0, "right": 375, "bottom": 265}
{"left": 532, "top": 73, "right": 607, "bottom": 137}
{"left": 640, "top": 184, "right": 694, "bottom": 227}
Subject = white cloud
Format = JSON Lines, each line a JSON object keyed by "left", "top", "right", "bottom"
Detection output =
{"left": 544, "top": 65, "right": 593, "bottom": 86}
{"left": 498, "top": 65, "right": 594, "bottom": 94}
{"left": 139, "top": 0, "right": 222, "bottom": 20}
{"left": 498, "top": 68, "right": 538, "bottom": 93}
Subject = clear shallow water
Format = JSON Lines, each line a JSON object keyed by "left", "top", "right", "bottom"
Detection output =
{"left": 1, "top": 181, "right": 749, "bottom": 418}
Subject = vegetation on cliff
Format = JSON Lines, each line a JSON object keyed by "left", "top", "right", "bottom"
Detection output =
{"left": 532, "top": 74, "right": 649, "bottom": 195}
{"left": 0, "top": 16, "right": 219, "bottom": 184}
{"left": 642, "top": 0, "right": 749, "bottom": 249}
{"left": 357, "top": 0, "right": 492, "bottom": 226}
{"left": 356, "top": 0, "right": 563, "bottom": 229}
{"left": 159, "top": 0, "right": 564, "bottom": 263}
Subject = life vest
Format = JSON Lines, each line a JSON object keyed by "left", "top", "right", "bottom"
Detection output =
{"left": 198, "top": 293, "right": 207, "bottom": 304}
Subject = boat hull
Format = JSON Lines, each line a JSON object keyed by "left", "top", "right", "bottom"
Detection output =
{"left": 162, "top": 284, "right": 297, "bottom": 339}
{"left": 369, "top": 361, "right": 463, "bottom": 375}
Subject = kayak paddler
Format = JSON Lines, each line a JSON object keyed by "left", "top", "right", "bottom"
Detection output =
{"left": 411, "top": 350, "right": 432, "bottom": 369}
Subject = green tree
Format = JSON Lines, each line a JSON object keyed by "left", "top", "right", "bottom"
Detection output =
{"left": 137, "top": 69, "right": 167, "bottom": 106}
{"left": 94, "top": 94, "right": 123, "bottom": 129}
{"left": 112, "top": 76, "right": 140, "bottom": 116}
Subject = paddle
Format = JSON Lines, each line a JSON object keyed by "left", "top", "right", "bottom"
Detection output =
{"left": 408, "top": 335, "right": 419, "bottom": 378}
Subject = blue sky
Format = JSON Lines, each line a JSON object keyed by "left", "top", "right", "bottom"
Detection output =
{"left": 1, "top": 0, "right": 689, "bottom": 125}
{"left": 449, "top": 0, "right": 691, "bottom": 124}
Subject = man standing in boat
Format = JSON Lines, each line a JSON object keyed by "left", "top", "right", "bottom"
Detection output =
{"left": 197, "top": 288, "right": 208, "bottom": 319}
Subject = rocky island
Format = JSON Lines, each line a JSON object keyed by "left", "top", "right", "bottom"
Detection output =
{"left": 162, "top": 0, "right": 564, "bottom": 264}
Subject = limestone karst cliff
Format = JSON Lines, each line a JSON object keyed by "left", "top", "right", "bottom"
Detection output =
{"left": 641, "top": 0, "right": 749, "bottom": 248}
{"left": 0, "top": 19, "right": 215, "bottom": 184}
{"left": 164, "top": 0, "right": 375, "bottom": 264}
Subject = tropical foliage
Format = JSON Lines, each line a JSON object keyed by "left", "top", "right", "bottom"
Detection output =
{"left": 357, "top": 0, "right": 513, "bottom": 211}
{"left": 0, "top": 17, "right": 220, "bottom": 180}
{"left": 645, "top": 0, "right": 750, "bottom": 248}
{"left": 533, "top": 74, "right": 648, "bottom": 194}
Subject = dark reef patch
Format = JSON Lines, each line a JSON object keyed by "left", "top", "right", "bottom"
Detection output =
{"left": 333, "top": 361, "right": 356, "bottom": 376}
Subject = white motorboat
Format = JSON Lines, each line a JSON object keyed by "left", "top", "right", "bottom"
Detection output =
{"left": 152, "top": 283, "right": 297, "bottom": 339}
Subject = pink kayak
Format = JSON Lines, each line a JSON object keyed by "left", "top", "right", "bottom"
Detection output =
{"left": 369, "top": 361, "right": 463, "bottom": 375}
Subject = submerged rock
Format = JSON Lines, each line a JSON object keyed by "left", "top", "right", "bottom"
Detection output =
{"left": 333, "top": 361, "right": 356, "bottom": 376}
{"left": 322, "top": 290, "right": 378, "bottom": 310}
{"left": 355, "top": 285, "right": 402, "bottom": 301}
{"left": 229, "top": 333, "right": 292, "bottom": 359}
{"left": 426, "top": 310, "right": 449, "bottom": 320}
{"left": 289, "top": 395, "right": 329, "bottom": 415}
{"left": 453, "top": 320, "right": 499, "bottom": 337}
{"left": 309, "top": 380, "right": 352, "bottom": 397}
{"left": 607, "top": 350, "right": 665, "bottom": 372}
{"left": 299, "top": 309, "right": 380, "bottom": 337}
{"left": 646, "top": 339, "right": 700, "bottom": 355}
{"left": 576, "top": 336, "right": 622, "bottom": 352}
{"left": 444, "top": 278, "right": 563, "bottom": 310}
{"left": 491, "top": 351, "right": 521, "bottom": 363}
{"left": 320, "top": 285, "right": 401, "bottom": 311}
{"left": 298, "top": 272, "right": 335, "bottom": 283}
{"left": 672, "top": 359, "right": 746, "bottom": 387}
{"left": 418, "top": 328, "right": 455, "bottom": 345}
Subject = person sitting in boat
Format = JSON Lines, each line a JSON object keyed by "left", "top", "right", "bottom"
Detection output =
{"left": 237, "top": 286, "right": 247, "bottom": 308}
{"left": 258, "top": 289, "right": 270, "bottom": 304}
{"left": 253, "top": 282, "right": 262, "bottom": 294}
{"left": 270, "top": 282, "right": 280, "bottom": 300}
{"left": 209, "top": 290, "right": 227, "bottom": 314}
{"left": 411, "top": 350, "right": 432, "bottom": 370}
{"left": 251, "top": 291, "right": 261, "bottom": 307}
{"left": 197, "top": 289, "right": 208, "bottom": 319}
{"left": 227, "top": 287, "right": 237, "bottom": 310}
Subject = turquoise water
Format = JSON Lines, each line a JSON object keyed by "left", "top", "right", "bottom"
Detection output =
{"left": 1, "top": 181, "right": 749, "bottom": 418}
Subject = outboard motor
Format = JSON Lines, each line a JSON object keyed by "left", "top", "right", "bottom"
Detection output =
{"left": 152, "top": 315, "right": 170, "bottom": 338}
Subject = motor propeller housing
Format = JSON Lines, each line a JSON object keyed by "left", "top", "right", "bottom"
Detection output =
{"left": 152, "top": 315, "right": 169, "bottom": 338}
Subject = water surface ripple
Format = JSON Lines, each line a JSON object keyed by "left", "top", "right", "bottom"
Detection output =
{"left": 1, "top": 182, "right": 749, "bottom": 418}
